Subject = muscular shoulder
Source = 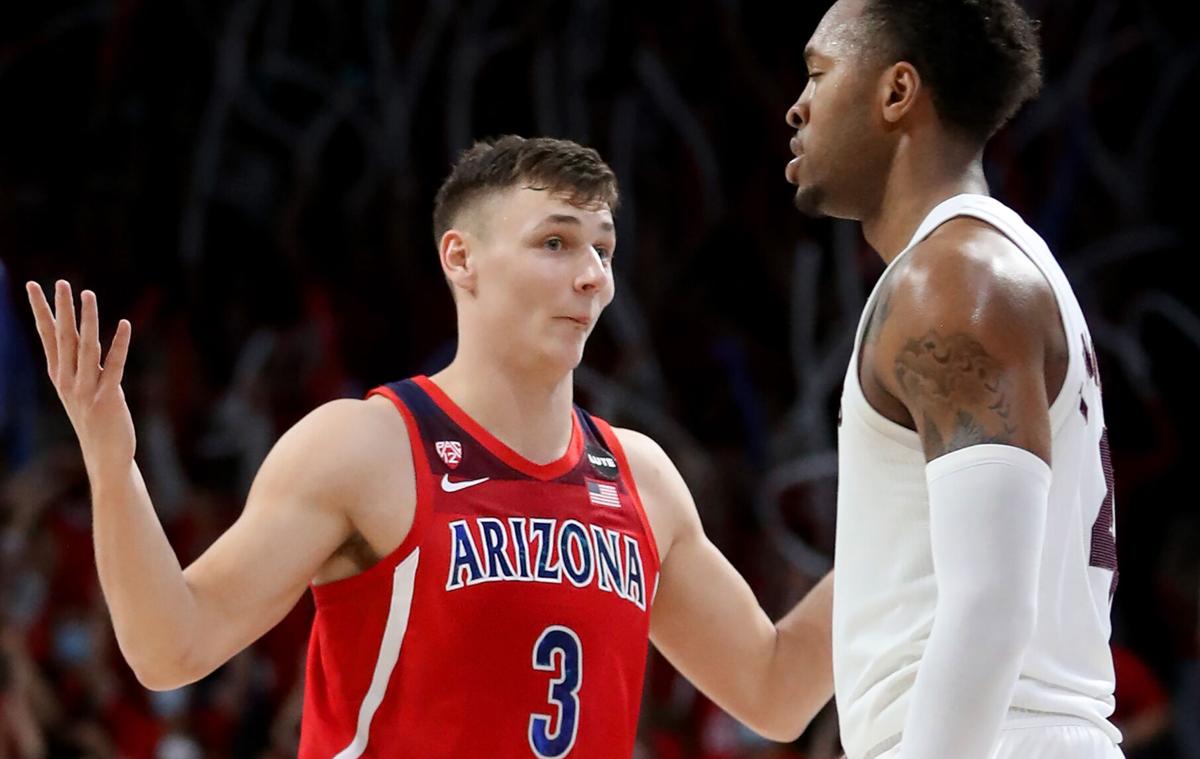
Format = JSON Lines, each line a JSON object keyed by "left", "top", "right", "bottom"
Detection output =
{"left": 610, "top": 427, "right": 672, "bottom": 488}
{"left": 894, "top": 219, "right": 1055, "bottom": 327}
{"left": 610, "top": 427, "right": 699, "bottom": 562}
{"left": 254, "top": 395, "right": 412, "bottom": 508}
{"left": 871, "top": 218, "right": 1058, "bottom": 461}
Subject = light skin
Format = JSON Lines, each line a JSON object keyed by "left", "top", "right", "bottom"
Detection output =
{"left": 28, "top": 183, "right": 833, "bottom": 742}
{"left": 785, "top": 0, "right": 1067, "bottom": 462}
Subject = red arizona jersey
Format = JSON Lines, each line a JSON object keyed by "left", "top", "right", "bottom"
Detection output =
{"left": 299, "top": 376, "right": 661, "bottom": 758}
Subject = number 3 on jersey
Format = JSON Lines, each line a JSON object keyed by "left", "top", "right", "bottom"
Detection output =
{"left": 528, "top": 626, "right": 582, "bottom": 758}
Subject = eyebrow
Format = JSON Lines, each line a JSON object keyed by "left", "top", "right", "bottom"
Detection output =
{"left": 541, "top": 214, "right": 615, "bottom": 232}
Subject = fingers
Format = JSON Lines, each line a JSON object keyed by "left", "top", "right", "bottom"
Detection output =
{"left": 100, "top": 319, "right": 132, "bottom": 391}
{"left": 54, "top": 281, "right": 79, "bottom": 387}
{"left": 27, "top": 281, "right": 131, "bottom": 396}
{"left": 77, "top": 291, "right": 102, "bottom": 392}
{"left": 25, "top": 282, "right": 59, "bottom": 378}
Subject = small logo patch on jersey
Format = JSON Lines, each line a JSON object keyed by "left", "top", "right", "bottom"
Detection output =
{"left": 585, "top": 444, "right": 619, "bottom": 480}
{"left": 441, "top": 474, "right": 490, "bottom": 493}
{"left": 436, "top": 440, "right": 463, "bottom": 469}
{"left": 586, "top": 478, "right": 621, "bottom": 508}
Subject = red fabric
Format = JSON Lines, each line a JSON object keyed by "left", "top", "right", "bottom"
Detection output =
{"left": 298, "top": 378, "right": 660, "bottom": 758}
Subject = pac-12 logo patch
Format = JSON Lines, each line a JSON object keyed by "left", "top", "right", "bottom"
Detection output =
{"left": 586, "top": 444, "right": 619, "bottom": 480}
{"left": 436, "top": 441, "right": 463, "bottom": 469}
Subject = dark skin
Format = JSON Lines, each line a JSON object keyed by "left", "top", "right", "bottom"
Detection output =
{"left": 785, "top": 0, "right": 1068, "bottom": 464}
{"left": 858, "top": 217, "right": 1069, "bottom": 464}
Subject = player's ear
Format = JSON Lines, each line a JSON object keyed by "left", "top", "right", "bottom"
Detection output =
{"left": 439, "top": 229, "right": 477, "bottom": 296}
{"left": 880, "top": 61, "right": 920, "bottom": 125}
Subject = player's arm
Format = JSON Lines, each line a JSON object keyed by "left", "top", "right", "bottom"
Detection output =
{"left": 614, "top": 428, "right": 833, "bottom": 743}
{"left": 870, "top": 229, "right": 1057, "bottom": 758}
{"left": 26, "top": 282, "right": 410, "bottom": 690}
{"left": 168, "top": 395, "right": 409, "bottom": 687}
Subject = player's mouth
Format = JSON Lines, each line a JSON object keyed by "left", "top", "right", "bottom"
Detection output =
{"left": 786, "top": 136, "right": 804, "bottom": 184}
{"left": 785, "top": 153, "right": 804, "bottom": 184}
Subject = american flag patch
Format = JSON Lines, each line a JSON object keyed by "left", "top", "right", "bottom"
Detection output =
{"left": 585, "top": 478, "right": 621, "bottom": 508}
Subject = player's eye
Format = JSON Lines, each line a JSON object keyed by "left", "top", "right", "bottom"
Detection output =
{"left": 545, "top": 237, "right": 565, "bottom": 252}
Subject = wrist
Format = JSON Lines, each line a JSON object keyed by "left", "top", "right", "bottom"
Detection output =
{"left": 87, "top": 458, "right": 138, "bottom": 499}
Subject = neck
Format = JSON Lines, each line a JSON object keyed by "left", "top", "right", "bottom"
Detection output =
{"left": 430, "top": 342, "right": 576, "bottom": 466}
{"left": 860, "top": 136, "right": 989, "bottom": 264}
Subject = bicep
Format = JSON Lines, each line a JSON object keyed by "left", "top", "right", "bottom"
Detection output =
{"left": 182, "top": 457, "right": 350, "bottom": 654}
{"left": 873, "top": 243, "right": 1055, "bottom": 465}
{"left": 180, "top": 402, "right": 378, "bottom": 671}
{"left": 891, "top": 326, "right": 1051, "bottom": 463}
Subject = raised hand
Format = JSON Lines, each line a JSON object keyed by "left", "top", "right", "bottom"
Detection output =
{"left": 26, "top": 280, "right": 136, "bottom": 480}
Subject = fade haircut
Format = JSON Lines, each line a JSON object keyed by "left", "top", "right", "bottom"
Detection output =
{"left": 863, "top": 0, "right": 1043, "bottom": 142}
{"left": 432, "top": 135, "right": 620, "bottom": 247}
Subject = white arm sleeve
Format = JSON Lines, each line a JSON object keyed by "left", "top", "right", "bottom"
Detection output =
{"left": 898, "top": 444, "right": 1051, "bottom": 759}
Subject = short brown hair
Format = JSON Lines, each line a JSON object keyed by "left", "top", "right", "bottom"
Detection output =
{"left": 431, "top": 135, "right": 620, "bottom": 247}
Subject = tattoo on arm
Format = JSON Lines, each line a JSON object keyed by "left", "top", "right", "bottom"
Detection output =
{"left": 894, "top": 330, "right": 1017, "bottom": 458}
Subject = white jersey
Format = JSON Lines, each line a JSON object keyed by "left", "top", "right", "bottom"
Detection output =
{"left": 833, "top": 194, "right": 1121, "bottom": 759}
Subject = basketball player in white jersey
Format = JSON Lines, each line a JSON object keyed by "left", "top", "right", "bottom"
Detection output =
{"left": 785, "top": 1, "right": 1121, "bottom": 757}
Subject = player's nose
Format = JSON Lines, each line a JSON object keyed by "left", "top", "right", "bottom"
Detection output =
{"left": 782, "top": 87, "right": 811, "bottom": 130}
{"left": 786, "top": 91, "right": 809, "bottom": 129}
{"left": 574, "top": 250, "right": 607, "bottom": 294}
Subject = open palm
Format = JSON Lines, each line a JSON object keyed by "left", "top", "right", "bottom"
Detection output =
{"left": 27, "top": 280, "right": 136, "bottom": 479}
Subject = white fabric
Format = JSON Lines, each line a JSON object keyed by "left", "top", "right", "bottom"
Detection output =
{"left": 833, "top": 194, "right": 1120, "bottom": 759}
{"left": 333, "top": 549, "right": 421, "bottom": 759}
{"left": 876, "top": 713, "right": 1124, "bottom": 758}
{"left": 898, "top": 445, "right": 1050, "bottom": 758}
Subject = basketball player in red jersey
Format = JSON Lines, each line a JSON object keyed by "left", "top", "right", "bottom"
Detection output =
{"left": 27, "top": 135, "right": 833, "bottom": 758}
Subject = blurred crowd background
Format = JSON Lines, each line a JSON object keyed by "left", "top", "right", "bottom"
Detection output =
{"left": 1, "top": 0, "right": 1198, "bottom": 757}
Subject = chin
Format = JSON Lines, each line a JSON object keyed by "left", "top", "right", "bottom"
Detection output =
{"left": 531, "top": 340, "right": 587, "bottom": 377}
{"left": 793, "top": 185, "right": 828, "bottom": 218}
{"left": 794, "top": 185, "right": 863, "bottom": 222}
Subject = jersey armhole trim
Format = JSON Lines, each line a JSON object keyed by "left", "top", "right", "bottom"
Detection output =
{"left": 310, "top": 386, "right": 433, "bottom": 606}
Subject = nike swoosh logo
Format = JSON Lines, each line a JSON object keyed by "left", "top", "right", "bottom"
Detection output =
{"left": 441, "top": 474, "right": 490, "bottom": 493}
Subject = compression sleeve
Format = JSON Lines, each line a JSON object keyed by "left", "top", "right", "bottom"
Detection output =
{"left": 897, "top": 443, "right": 1051, "bottom": 759}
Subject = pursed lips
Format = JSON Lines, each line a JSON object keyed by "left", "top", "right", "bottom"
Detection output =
{"left": 786, "top": 136, "right": 805, "bottom": 183}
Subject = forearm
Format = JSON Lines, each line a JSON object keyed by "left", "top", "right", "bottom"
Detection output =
{"left": 27, "top": 284, "right": 203, "bottom": 688}
{"left": 899, "top": 445, "right": 1050, "bottom": 758}
{"left": 900, "top": 592, "right": 1034, "bottom": 758}
{"left": 650, "top": 543, "right": 831, "bottom": 742}
{"left": 763, "top": 571, "right": 835, "bottom": 738}
{"left": 91, "top": 461, "right": 198, "bottom": 687}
